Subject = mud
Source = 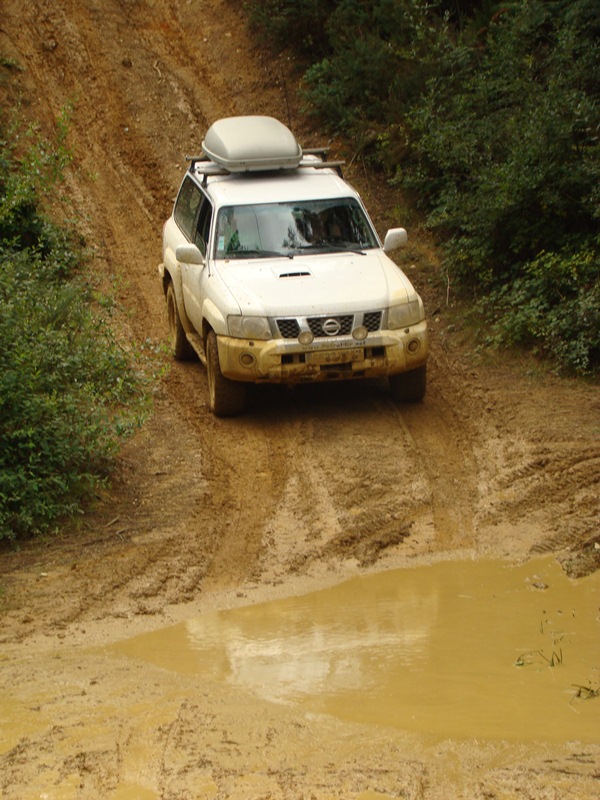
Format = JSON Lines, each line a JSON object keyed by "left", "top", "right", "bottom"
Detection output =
{"left": 115, "top": 557, "right": 600, "bottom": 743}
{"left": 1, "top": 1, "right": 599, "bottom": 798}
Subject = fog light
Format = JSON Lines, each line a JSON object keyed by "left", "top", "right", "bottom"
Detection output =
{"left": 352, "top": 325, "right": 368, "bottom": 341}
{"left": 298, "top": 330, "right": 314, "bottom": 345}
{"left": 240, "top": 352, "right": 256, "bottom": 367}
{"left": 407, "top": 338, "right": 420, "bottom": 354}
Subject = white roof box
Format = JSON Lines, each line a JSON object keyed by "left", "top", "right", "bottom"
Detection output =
{"left": 202, "top": 116, "right": 303, "bottom": 172}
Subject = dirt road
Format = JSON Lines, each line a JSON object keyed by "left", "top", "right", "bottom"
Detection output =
{"left": 1, "top": 1, "right": 599, "bottom": 798}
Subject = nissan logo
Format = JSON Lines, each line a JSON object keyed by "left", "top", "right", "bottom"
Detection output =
{"left": 322, "top": 318, "right": 341, "bottom": 336}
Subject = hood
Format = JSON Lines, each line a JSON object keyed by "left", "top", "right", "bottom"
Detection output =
{"left": 214, "top": 251, "right": 415, "bottom": 317}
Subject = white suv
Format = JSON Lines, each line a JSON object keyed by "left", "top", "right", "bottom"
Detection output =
{"left": 159, "top": 116, "right": 428, "bottom": 416}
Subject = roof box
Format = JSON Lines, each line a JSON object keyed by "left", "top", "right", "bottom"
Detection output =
{"left": 202, "top": 116, "right": 303, "bottom": 172}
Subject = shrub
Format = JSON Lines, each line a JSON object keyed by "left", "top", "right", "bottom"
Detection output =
{"left": 243, "top": 0, "right": 335, "bottom": 58}
{"left": 301, "top": 0, "right": 446, "bottom": 135}
{"left": 404, "top": 0, "right": 600, "bottom": 373}
{"left": 0, "top": 107, "right": 72, "bottom": 251}
{"left": 405, "top": 1, "right": 600, "bottom": 285}
{"left": 242, "top": 0, "right": 600, "bottom": 374}
{"left": 478, "top": 245, "right": 600, "bottom": 375}
{"left": 0, "top": 113, "right": 147, "bottom": 541}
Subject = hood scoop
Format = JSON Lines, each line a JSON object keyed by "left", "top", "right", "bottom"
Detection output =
{"left": 278, "top": 270, "right": 312, "bottom": 278}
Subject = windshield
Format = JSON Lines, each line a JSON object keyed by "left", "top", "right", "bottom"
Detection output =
{"left": 214, "top": 198, "right": 378, "bottom": 259}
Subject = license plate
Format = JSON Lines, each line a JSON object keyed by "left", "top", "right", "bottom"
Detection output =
{"left": 307, "top": 348, "right": 363, "bottom": 366}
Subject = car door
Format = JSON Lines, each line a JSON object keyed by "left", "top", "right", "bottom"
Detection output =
{"left": 174, "top": 177, "right": 212, "bottom": 333}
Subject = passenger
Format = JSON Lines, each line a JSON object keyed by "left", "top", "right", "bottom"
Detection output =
{"left": 217, "top": 208, "right": 240, "bottom": 255}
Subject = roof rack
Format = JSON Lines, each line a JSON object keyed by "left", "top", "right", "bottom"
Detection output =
{"left": 299, "top": 153, "right": 345, "bottom": 177}
{"left": 185, "top": 152, "right": 345, "bottom": 183}
{"left": 303, "top": 147, "right": 330, "bottom": 159}
{"left": 186, "top": 155, "right": 225, "bottom": 172}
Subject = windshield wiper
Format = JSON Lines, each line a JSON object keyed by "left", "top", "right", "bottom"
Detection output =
{"left": 293, "top": 243, "right": 367, "bottom": 256}
{"left": 226, "top": 249, "right": 283, "bottom": 259}
{"left": 319, "top": 243, "right": 367, "bottom": 256}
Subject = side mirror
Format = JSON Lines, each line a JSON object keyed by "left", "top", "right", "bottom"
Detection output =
{"left": 383, "top": 228, "right": 408, "bottom": 253}
{"left": 176, "top": 243, "right": 205, "bottom": 265}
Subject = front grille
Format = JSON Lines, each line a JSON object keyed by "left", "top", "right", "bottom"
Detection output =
{"left": 277, "top": 318, "right": 300, "bottom": 338}
{"left": 276, "top": 310, "right": 383, "bottom": 340}
{"left": 308, "top": 315, "right": 353, "bottom": 337}
{"left": 363, "top": 311, "right": 382, "bottom": 332}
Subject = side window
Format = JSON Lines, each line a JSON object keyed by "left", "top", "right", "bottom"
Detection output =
{"left": 195, "top": 197, "right": 213, "bottom": 256}
{"left": 173, "top": 177, "right": 201, "bottom": 241}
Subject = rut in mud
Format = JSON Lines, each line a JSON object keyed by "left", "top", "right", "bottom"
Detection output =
{"left": 1, "top": 2, "right": 599, "bottom": 799}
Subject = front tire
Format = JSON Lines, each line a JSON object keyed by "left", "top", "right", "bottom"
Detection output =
{"left": 206, "top": 331, "right": 247, "bottom": 417}
{"left": 389, "top": 365, "right": 427, "bottom": 403}
{"left": 166, "top": 282, "right": 194, "bottom": 360}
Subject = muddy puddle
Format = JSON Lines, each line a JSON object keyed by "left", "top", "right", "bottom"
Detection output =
{"left": 2, "top": 556, "right": 599, "bottom": 800}
{"left": 114, "top": 557, "right": 600, "bottom": 744}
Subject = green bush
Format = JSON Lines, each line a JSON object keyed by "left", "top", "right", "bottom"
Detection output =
{"left": 246, "top": 0, "right": 600, "bottom": 375}
{"left": 0, "top": 107, "right": 72, "bottom": 251}
{"left": 301, "top": 0, "right": 445, "bottom": 135}
{"left": 243, "top": 0, "right": 335, "bottom": 58}
{"left": 243, "top": 1, "right": 600, "bottom": 374}
{"left": 406, "top": 1, "right": 600, "bottom": 281}
{"left": 0, "top": 114, "right": 147, "bottom": 541}
{"left": 477, "top": 246, "right": 600, "bottom": 375}
{"left": 403, "top": 0, "right": 600, "bottom": 373}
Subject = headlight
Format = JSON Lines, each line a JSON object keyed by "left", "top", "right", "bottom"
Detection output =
{"left": 387, "top": 299, "right": 423, "bottom": 330}
{"left": 228, "top": 315, "right": 272, "bottom": 340}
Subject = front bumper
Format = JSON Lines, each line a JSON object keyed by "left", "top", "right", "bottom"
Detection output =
{"left": 216, "top": 321, "right": 428, "bottom": 384}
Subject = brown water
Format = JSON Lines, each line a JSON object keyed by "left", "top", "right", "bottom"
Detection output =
{"left": 115, "top": 557, "right": 600, "bottom": 743}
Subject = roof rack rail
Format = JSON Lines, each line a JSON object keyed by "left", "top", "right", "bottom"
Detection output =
{"left": 186, "top": 154, "right": 214, "bottom": 171}
{"left": 186, "top": 155, "right": 229, "bottom": 186}
{"left": 299, "top": 158, "right": 345, "bottom": 177}
{"left": 185, "top": 153, "right": 346, "bottom": 182}
{"left": 302, "top": 147, "right": 330, "bottom": 159}
{"left": 300, "top": 147, "right": 345, "bottom": 175}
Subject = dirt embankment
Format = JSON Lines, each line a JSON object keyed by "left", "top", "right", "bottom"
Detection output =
{"left": 1, "top": 2, "right": 599, "bottom": 798}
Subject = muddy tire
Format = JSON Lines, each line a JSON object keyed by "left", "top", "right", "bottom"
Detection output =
{"left": 206, "top": 330, "right": 247, "bottom": 417}
{"left": 389, "top": 365, "right": 427, "bottom": 403}
{"left": 166, "top": 282, "right": 194, "bottom": 360}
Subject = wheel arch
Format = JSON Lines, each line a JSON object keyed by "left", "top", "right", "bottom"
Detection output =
{"left": 161, "top": 265, "right": 193, "bottom": 334}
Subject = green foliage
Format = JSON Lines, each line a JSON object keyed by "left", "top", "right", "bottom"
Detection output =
{"left": 477, "top": 246, "right": 600, "bottom": 375}
{"left": 406, "top": 0, "right": 600, "bottom": 280}
{"left": 0, "top": 115, "right": 147, "bottom": 541}
{"left": 404, "top": 0, "right": 600, "bottom": 373}
{"left": 301, "top": 0, "right": 446, "bottom": 134}
{"left": 243, "top": 0, "right": 335, "bottom": 58}
{"left": 437, "top": 1, "right": 505, "bottom": 32}
{"left": 0, "top": 107, "right": 73, "bottom": 251}
{"left": 246, "top": 0, "right": 600, "bottom": 375}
